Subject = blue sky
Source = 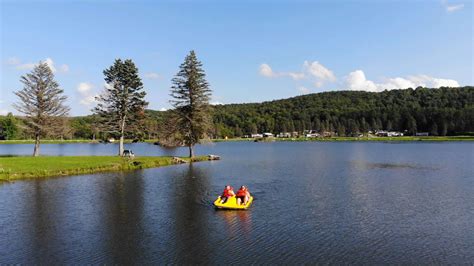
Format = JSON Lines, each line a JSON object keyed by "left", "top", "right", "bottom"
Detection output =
{"left": 1, "top": 0, "right": 472, "bottom": 115}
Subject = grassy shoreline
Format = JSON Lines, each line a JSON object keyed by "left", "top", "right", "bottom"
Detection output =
{"left": 277, "top": 136, "right": 474, "bottom": 142}
{"left": 0, "top": 155, "right": 207, "bottom": 181}
{"left": 212, "top": 136, "right": 474, "bottom": 142}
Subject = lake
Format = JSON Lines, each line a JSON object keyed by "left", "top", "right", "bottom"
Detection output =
{"left": 0, "top": 142, "right": 473, "bottom": 264}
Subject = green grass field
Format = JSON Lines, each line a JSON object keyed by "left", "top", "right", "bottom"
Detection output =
{"left": 0, "top": 139, "right": 100, "bottom": 144}
{"left": 0, "top": 155, "right": 207, "bottom": 181}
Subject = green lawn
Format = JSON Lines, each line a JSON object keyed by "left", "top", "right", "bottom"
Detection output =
{"left": 0, "top": 139, "right": 99, "bottom": 144}
{"left": 0, "top": 139, "right": 143, "bottom": 144}
{"left": 0, "top": 155, "right": 207, "bottom": 181}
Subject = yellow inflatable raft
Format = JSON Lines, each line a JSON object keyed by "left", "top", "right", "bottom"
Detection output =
{"left": 214, "top": 195, "right": 253, "bottom": 210}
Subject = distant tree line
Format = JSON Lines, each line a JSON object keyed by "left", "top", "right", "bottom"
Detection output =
{"left": 211, "top": 87, "right": 473, "bottom": 137}
{"left": 3, "top": 86, "right": 473, "bottom": 142}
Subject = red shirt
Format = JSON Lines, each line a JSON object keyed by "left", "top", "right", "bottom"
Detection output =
{"left": 222, "top": 187, "right": 234, "bottom": 197}
{"left": 237, "top": 188, "right": 249, "bottom": 197}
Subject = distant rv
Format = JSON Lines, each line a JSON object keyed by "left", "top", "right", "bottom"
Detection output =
{"left": 304, "top": 130, "right": 320, "bottom": 138}
{"left": 263, "top": 133, "right": 274, "bottom": 138}
{"left": 375, "top": 130, "right": 404, "bottom": 137}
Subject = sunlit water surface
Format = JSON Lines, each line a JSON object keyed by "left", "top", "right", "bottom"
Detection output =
{"left": 0, "top": 142, "right": 473, "bottom": 264}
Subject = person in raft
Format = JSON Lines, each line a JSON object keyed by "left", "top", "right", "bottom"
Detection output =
{"left": 221, "top": 185, "right": 235, "bottom": 203}
{"left": 236, "top": 185, "right": 251, "bottom": 205}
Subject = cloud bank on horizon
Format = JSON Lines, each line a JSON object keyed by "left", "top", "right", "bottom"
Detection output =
{"left": 259, "top": 61, "right": 461, "bottom": 94}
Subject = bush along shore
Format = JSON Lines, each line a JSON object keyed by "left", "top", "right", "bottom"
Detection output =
{"left": 0, "top": 155, "right": 208, "bottom": 181}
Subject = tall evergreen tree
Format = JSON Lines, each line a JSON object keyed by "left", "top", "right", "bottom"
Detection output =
{"left": 14, "top": 62, "right": 69, "bottom": 156}
{"left": 170, "top": 51, "right": 212, "bottom": 158}
{"left": 94, "top": 59, "right": 148, "bottom": 156}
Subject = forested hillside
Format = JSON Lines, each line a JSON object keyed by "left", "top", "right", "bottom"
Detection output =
{"left": 1, "top": 86, "right": 473, "bottom": 140}
{"left": 212, "top": 86, "right": 473, "bottom": 137}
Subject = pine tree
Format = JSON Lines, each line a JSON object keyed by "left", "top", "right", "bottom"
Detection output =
{"left": 94, "top": 59, "right": 148, "bottom": 156}
{"left": 14, "top": 62, "right": 69, "bottom": 156}
{"left": 170, "top": 51, "right": 212, "bottom": 158}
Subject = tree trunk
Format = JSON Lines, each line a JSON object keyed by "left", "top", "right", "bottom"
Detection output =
{"left": 119, "top": 117, "right": 126, "bottom": 156}
{"left": 189, "top": 145, "right": 194, "bottom": 159}
{"left": 33, "top": 133, "right": 40, "bottom": 157}
{"left": 119, "top": 135, "right": 124, "bottom": 156}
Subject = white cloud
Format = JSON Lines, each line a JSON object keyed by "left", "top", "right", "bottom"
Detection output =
{"left": 159, "top": 107, "right": 168, "bottom": 111}
{"left": 298, "top": 86, "right": 310, "bottom": 94}
{"left": 80, "top": 96, "right": 97, "bottom": 106}
{"left": 6, "top": 57, "right": 69, "bottom": 73}
{"left": 260, "top": 60, "right": 460, "bottom": 93}
{"left": 345, "top": 70, "right": 460, "bottom": 92}
{"left": 407, "top": 75, "right": 460, "bottom": 88}
{"left": 346, "top": 70, "right": 378, "bottom": 92}
{"left": 144, "top": 72, "right": 160, "bottom": 79}
{"left": 259, "top": 63, "right": 277, "bottom": 77}
{"left": 77, "top": 82, "right": 93, "bottom": 93}
{"left": 446, "top": 3, "right": 464, "bottom": 12}
{"left": 44, "top": 58, "right": 56, "bottom": 73}
{"left": 16, "top": 62, "right": 36, "bottom": 70}
{"left": 210, "top": 101, "right": 223, "bottom": 105}
{"left": 288, "top": 72, "right": 305, "bottom": 80}
{"left": 259, "top": 61, "right": 336, "bottom": 87}
{"left": 77, "top": 82, "right": 97, "bottom": 106}
{"left": 303, "top": 61, "right": 336, "bottom": 82}
{"left": 314, "top": 81, "right": 324, "bottom": 88}
{"left": 0, "top": 109, "right": 9, "bottom": 115}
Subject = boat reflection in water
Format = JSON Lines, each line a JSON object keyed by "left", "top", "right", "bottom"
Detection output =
{"left": 217, "top": 209, "right": 253, "bottom": 238}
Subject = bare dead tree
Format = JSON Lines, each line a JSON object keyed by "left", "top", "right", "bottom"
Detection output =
{"left": 13, "top": 61, "right": 70, "bottom": 156}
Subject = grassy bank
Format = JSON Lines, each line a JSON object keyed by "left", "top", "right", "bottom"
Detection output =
{"left": 0, "top": 139, "right": 153, "bottom": 144}
{"left": 0, "top": 139, "right": 100, "bottom": 144}
{"left": 275, "top": 136, "right": 474, "bottom": 142}
{"left": 0, "top": 155, "right": 207, "bottom": 181}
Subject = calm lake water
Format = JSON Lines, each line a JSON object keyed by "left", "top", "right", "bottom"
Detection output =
{"left": 0, "top": 142, "right": 473, "bottom": 264}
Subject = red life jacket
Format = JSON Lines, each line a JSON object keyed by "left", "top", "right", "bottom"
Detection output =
{"left": 222, "top": 187, "right": 234, "bottom": 197}
{"left": 237, "top": 188, "right": 248, "bottom": 197}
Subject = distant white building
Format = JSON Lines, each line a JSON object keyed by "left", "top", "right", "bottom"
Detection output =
{"left": 251, "top": 133, "right": 263, "bottom": 138}
{"left": 375, "top": 130, "right": 403, "bottom": 137}
{"left": 277, "top": 132, "right": 291, "bottom": 138}
{"left": 263, "top": 132, "right": 274, "bottom": 138}
{"left": 303, "top": 130, "right": 320, "bottom": 138}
